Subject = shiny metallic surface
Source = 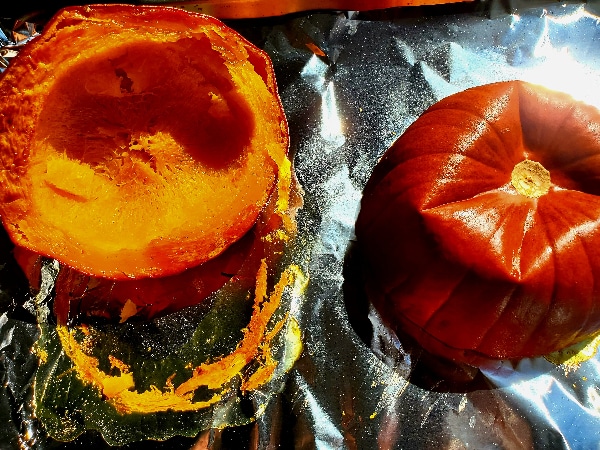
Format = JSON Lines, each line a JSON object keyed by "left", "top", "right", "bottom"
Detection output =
{"left": 263, "top": 3, "right": 600, "bottom": 448}
{"left": 1, "top": 1, "right": 600, "bottom": 448}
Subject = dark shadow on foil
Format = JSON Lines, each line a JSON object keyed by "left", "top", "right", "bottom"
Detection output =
{"left": 67, "top": 287, "right": 226, "bottom": 361}
{"left": 30, "top": 396, "right": 287, "bottom": 449}
{"left": 342, "top": 239, "right": 493, "bottom": 394}
{"left": 0, "top": 227, "right": 36, "bottom": 323}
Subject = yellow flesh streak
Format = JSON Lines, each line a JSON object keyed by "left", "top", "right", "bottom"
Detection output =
{"left": 545, "top": 332, "right": 600, "bottom": 373}
{"left": 56, "top": 262, "right": 304, "bottom": 414}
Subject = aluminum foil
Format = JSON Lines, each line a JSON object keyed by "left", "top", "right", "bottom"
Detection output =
{"left": 1, "top": 1, "right": 600, "bottom": 448}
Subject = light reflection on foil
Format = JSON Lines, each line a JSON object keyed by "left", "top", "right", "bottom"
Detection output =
{"left": 320, "top": 81, "right": 346, "bottom": 147}
{"left": 516, "top": 5, "right": 600, "bottom": 108}
{"left": 509, "top": 13, "right": 521, "bottom": 30}
{"left": 2, "top": 2, "right": 600, "bottom": 448}
{"left": 525, "top": 52, "right": 600, "bottom": 109}
{"left": 318, "top": 167, "right": 360, "bottom": 262}
{"left": 299, "top": 54, "right": 346, "bottom": 147}
{"left": 547, "top": 4, "right": 600, "bottom": 26}
{"left": 482, "top": 359, "right": 600, "bottom": 445}
{"left": 291, "top": 372, "right": 346, "bottom": 448}
{"left": 587, "top": 384, "right": 600, "bottom": 413}
{"left": 301, "top": 53, "right": 328, "bottom": 90}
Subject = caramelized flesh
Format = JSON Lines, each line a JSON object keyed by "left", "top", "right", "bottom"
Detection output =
{"left": 0, "top": 8, "right": 288, "bottom": 279}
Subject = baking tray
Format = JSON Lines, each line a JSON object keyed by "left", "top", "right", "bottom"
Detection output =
{"left": 1, "top": 1, "right": 600, "bottom": 448}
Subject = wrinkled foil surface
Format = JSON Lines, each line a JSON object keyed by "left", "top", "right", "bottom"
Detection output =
{"left": 1, "top": 1, "right": 600, "bottom": 448}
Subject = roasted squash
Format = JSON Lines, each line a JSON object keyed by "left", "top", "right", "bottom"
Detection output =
{"left": 1, "top": 6, "right": 304, "bottom": 442}
{"left": 356, "top": 81, "right": 600, "bottom": 364}
{"left": 0, "top": 4, "right": 290, "bottom": 280}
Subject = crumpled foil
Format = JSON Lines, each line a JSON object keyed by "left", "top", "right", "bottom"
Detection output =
{"left": 0, "top": 19, "right": 38, "bottom": 70}
{"left": 1, "top": 1, "right": 600, "bottom": 448}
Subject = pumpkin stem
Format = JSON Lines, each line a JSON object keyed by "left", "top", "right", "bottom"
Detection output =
{"left": 511, "top": 160, "right": 551, "bottom": 198}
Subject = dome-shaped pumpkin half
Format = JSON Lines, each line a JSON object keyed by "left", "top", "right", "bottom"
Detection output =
{"left": 356, "top": 81, "right": 600, "bottom": 365}
{"left": 0, "top": 4, "right": 289, "bottom": 280}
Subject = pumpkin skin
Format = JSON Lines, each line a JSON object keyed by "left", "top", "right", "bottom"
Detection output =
{"left": 0, "top": 4, "right": 289, "bottom": 280}
{"left": 355, "top": 81, "right": 600, "bottom": 365}
{"left": 14, "top": 230, "right": 253, "bottom": 322}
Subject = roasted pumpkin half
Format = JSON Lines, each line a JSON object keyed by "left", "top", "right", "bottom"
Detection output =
{"left": 0, "top": 4, "right": 290, "bottom": 281}
{"left": 356, "top": 81, "right": 600, "bottom": 365}
{"left": 0, "top": 7, "right": 305, "bottom": 442}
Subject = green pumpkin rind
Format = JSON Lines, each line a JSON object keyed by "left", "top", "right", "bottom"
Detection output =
{"left": 33, "top": 257, "right": 299, "bottom": 445}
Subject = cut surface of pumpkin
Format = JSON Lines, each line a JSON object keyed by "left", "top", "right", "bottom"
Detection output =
{"left": 0, "top": 5, "right": 289, "bottom": 279}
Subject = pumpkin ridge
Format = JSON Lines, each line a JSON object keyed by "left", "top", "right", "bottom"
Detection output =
{"left": 519, "top": 199, "right": 554, "bottom": 284}
{"left": 528, "top": 107, "right": 574, "bottom": 161}
{"left": 488, "top": 196, "right": 527, "bottom": 280}
{"left": 438, "top": 147, "right": 508, "bottom": 175}
{"left": 549, "top": 157, "right": 600, "bottom": 197}
{"left": 568, "top": 230, "right": 600, "bottom": 341}
{"left": 518, "top": 82, "right": 576, "bottom": 162}
{"left": 559, "top": 153, "right": 600, "bottom": 172}
{"left": 358, "top": 158, "right": 433, "bottom": 233}
{"left": 470, "top": 286, "right": 519, "bottom": 353}
{"left": 422, "top": 101, "right": 520, "bottom": 163}
{"left": 473, "top": 286, "right": 526, "bottom": 356}
{"left": 372, "top": 153, "right": 509, "bottom": 214}
{"left": 420, "top": 184, "right": 513, "bottom": 212}
{"left": 418, "top": 270, "right": 506, "bottom": 348}
{"left": 398, "top": 293, "right": 521, "bottom": 363}
{"left": 539, "top": 197, "right": 596, "bottom": 338}
{"left": 417, "top": 269, "right": 469, "bottom": 333}
{"left": 384, "top": 254, "right": 467, "bottom": 318}
{"left": 452, "top": 145, "right": 511, "bottom": 174}
{"left": 513, "top": 204, "right": 558, "bottom": 354}
{"left": 374, "top": 155, "right": 462, "bottom": 198}
{"left": 373, "top": 154, "right": 449, "bottom": 193}
{"left": 549, "top": 198, "right": 598, "bottom": 291}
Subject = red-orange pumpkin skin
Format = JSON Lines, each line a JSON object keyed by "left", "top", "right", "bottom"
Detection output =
{"left": 0, "top": 4, "right": 289, "bottom": 280}
{"left": 14, "top": 231, "right": 252, "bottom": 322}
{"left": 355, "top": 81, "right": 600, "bottom": 365}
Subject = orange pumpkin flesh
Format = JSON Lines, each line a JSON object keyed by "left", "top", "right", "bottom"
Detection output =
{"left": 356, "top": 81, "right": 600, "bottom": 365}
{"left": 13, "top": 180, "right": 295, "bottom": 323}
{"left": 0, "top": 5, "right": 289, "bottom": 280}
